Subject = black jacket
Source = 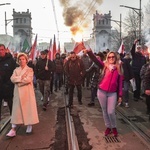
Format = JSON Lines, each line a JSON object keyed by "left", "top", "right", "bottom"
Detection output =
{"left": 35, "top": 58, "right": 54, "bottom": 80}
{"left": 130, "top": 44, "right": 146, "bottom": 73}
{"left": 122, "top": 58, "right": 134, "bottom": 81}
{"left": 0, "top": 53, "right": 16, "bottom": 99}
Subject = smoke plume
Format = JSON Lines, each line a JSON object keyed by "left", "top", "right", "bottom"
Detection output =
{"left": 59, "top": 0, "right": 103, "bottom": 35}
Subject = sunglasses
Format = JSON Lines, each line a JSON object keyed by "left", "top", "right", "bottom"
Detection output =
{"left": 108, "top": 56, "right": 115, "bottom": 59}
{"left": 71, "top": 57, "right": 76, "bottom": 59}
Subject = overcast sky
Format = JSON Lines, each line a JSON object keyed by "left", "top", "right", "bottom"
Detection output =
{"left": 0, "top": 0, "right": 149, "bottom": 45}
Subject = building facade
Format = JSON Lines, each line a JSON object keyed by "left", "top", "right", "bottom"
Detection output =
{"left": 12, "top": 9, "right": 32, "bottom": 51}
{"left": 93, "top": 11, "right": 112, "bottom": 52}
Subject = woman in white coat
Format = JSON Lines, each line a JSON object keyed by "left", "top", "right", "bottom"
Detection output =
{"left": 6, "top": 53, "right": 39, "bottom": 137}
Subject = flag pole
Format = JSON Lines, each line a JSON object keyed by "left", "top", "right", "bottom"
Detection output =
{"left": 46, "top": 57, "right": 48, "bottom": 67}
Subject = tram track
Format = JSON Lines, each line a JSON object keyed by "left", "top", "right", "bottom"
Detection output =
{"left": 0, "top": 88, "right": 150, "bottom": 149}
{"left": 0, "top": 117, "right": 10, "bottom": 133}
{"left": 64, "top": 91, "right": 80, "bottom": 150}
{"left": 116, "top": 107, "right": 150, "bottom": 148}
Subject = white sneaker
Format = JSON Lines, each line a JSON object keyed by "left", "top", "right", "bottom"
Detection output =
{"left": 3, "top": 101, "right": 8, "bottom": 107}
{"left": 26, "top": 125, "right": 32, "bottom": 133}
{"left": 125, "top": 103, "right": 129, "bottom": 108}
{"left": 6, "top": 129, "right": 16, "bottom": 137}
{"left": 41, "top": 96, "right": 43, "bottom": 101}
{"left": 48, "top": 97, "right": 50, "bottom": 102}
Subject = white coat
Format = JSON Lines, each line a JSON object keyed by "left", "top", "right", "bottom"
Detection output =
{"left": 10, "top": 65, "right": 39, "bottom": 125}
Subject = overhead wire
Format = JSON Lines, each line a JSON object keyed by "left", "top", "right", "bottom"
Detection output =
{"left": 78, "top": 0, "right": 97, "bottom": 26}
{"left": 51, "top": 0, "right": 59, "bottom": 42}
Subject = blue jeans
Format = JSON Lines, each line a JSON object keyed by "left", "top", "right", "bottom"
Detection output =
{"left": 97, "top": 89, "right": 117, "bottom": 128}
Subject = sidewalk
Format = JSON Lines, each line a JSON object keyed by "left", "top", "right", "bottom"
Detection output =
{"left": 0, "top": 88, "right": 149, "bottom": 150}
{"left": 0, "top": 89, "right": 63, "bottom": 150}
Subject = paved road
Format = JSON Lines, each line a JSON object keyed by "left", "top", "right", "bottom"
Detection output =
{"left": 0, "top": 87, "right": 150, "bottom": 150}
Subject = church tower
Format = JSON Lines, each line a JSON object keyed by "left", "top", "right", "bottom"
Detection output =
{"left": 12, "top": 9, "right": 32, "bottom": 51}
{"left": 93, "top": 11, "right": 112, "bottom": 52}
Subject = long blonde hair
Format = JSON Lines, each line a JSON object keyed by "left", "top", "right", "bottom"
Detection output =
{"left": 103, "top": 51, "right": 123, "bottom": 75}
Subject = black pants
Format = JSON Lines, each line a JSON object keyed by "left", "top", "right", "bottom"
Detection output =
{"left": 133, "top": 73, "right": 141, "bottom": 99}
{"left": 0, "top": 98, "right": 13, "bottom": 120}
{"left": 82, "top": 72, "right": 91, "bottom": 87}
{"left": 90, "top": 87, "right": 97, "bottom": 103}
{"left": 68, "top": 84, "right": 82, "bottom": 105}
{"left": 145, "top": 95, "right": 150, "bottom": 113}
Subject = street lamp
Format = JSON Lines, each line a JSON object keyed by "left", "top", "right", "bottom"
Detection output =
{"left": 0, "top": 3, "right": 10, "bottom": 6}
{"left": 105, "top": 14, "right": 122, "bottom": 44}
{"left": 110, "top": 14, "right": 122, "bottom": 44}
{"left": 5, "top": 11, "right": 21, "bottom": 35}
{"left": 120, "top": 0, "right": 142, "bottom": 43}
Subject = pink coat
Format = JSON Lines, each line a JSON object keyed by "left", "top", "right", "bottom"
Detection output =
{"left": 10, "top": 65, "right": 39, "bottom": 125}
{"left": 99, "top": 68, "right": 123, "bottom": 97}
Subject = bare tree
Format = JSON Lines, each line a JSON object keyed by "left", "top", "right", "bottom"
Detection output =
{"left": 121, "top": 8, "right": 144, "bottom": 51}
{"left": 143, "top": 0, "right": 150, "bottom": 46}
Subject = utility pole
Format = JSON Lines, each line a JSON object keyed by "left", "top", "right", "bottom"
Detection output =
{"left": 120, "top": 0, "right": 142, "bottom": 43}
{"left": 110, "top": 14, "right": 122, "bottom": 44}
{"left": 5, "top": 11, "right": 20, "bottom": 35}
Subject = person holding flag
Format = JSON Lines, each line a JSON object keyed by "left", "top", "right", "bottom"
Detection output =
{"left": 35, "top": 50, "right": 53, "bottom": 111}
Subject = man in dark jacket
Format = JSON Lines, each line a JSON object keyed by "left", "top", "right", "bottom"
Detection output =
{"left": 130, "top": 39, "right": 146, "bottom": 101}
{"left": 81, "top": 51, "right": 91, "bottom": 88}
{"left": 122, "top": 53, "right": 134, "bottom": 107}
{"left": 143, "top": 65, "right": 150, "bottom": 115}
{"left": 0, "top": 44, "right": 16, "bottom": 120}
{"left": 64, "top": 51, "right": 85, "bottom": 108}
{"left": 53, "top": 53, "right": 64, "bottom": 92}
{"left": 35, "top": 50, "right": 54, "bottom": 111}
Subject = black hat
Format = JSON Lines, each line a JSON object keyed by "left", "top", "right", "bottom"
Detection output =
{"left": 40, "top": 50, "right": 47, "bottom": 55}
{"left": 44, "top": 49, "right": 49, "bottom": 54}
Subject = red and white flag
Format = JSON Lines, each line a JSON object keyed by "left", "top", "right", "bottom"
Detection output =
{"left": 118, "top": 40, "right": 125, "bottom": 54}
{"left": 73, "top": 41, "right": 86, "bottom": 54}
{"left": 51, "top": 34, "right": 56, "bottom": 60}
{"left": 29, "top": 34, "right": 37, "bottom": 61}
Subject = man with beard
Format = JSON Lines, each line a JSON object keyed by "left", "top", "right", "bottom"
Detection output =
{"left": 64, "top": 51, "right": 85, "bottom": 108}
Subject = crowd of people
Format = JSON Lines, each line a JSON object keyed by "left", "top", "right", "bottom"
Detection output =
{"left": 0, "top": 38, "right": 150, "bottom": 138}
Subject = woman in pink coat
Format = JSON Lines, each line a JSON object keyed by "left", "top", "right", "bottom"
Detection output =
{"left": 6, "top": 53, "right": 39, "bottom": 137}
{"left": 86, "top": 50, "right": 123, "bottom": 137}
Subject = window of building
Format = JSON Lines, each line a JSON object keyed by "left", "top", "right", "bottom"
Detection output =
{"left": 20, "top": 18, "right": 22, "bottom": 23}
{"left": 102, "top": 19, "right": 104, "bottom": 25}
{"left": 106, "top": 19, "right": 108, "bottom": 24}
{"left": 24, "top": 18, "right": 26, "bottom": 23}
{"left": 16, "top": 19, "right": 18, "bottom": 23}
{"left": 103, "top": 43, "right": 105, "bottom": 47}
{"left": 99, "top": 20, "right": 101, "bottom": 24}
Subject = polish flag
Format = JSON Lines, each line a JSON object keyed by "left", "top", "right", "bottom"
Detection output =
{"left": 29, "top": 34, "right": 37, "bottom": 61}
{"left": 73, "top": 41, "right": 86, "bottom": 54}
{"left": 51, "top": 34, "right": 56, "bottom": 60}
